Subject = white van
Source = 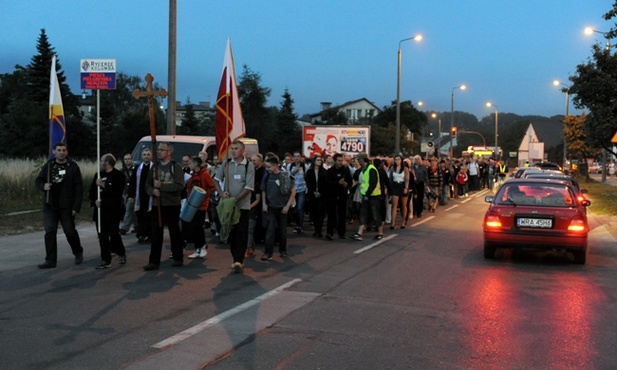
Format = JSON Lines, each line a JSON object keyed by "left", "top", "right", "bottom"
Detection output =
{"left": 131, "top": 135, "right": 259, "bottom": 165}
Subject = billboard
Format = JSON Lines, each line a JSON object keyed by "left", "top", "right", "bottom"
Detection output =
{"left": 302, "top": 125, "right": 370, "bottom": 158}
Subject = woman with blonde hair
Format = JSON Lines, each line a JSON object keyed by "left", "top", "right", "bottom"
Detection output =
{"left": 388, "top": 154, "right": 410, "bottom": 228}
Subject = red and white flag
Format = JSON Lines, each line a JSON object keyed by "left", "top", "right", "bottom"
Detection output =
{"left": 215, "top": 38, "right": 245, "bottom": 160}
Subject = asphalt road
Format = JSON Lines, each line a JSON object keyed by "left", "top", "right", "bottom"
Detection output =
{"left": 1, "top": 189, "right": 616, "bottom": 369}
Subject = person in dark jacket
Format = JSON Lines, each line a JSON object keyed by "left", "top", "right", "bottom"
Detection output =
{"left": 35, "top": 142, "right": 84, "bottom": 269}
{"left": 325, "top": 153, "right": 352, "bottom": 240}
{"left": 127, "top": 148, "right": 153, "bottom": 244}
{"left": 305, "top": 154, "right": 328, "bottom": 237}
{"left": 89, "top": 153, "right": 127, "bottom": 269}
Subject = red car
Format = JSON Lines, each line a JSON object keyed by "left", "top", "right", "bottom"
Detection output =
{"left": 483, "top": 179, "right": 591, "bottom": 264}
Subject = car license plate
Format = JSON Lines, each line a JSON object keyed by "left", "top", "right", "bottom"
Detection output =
{"left": 517, "top": 218, "right": 552, "bottom": 228}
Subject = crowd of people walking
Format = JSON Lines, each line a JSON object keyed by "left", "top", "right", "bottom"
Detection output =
{"left": 36, "top": 141, "right": 503, "bottom": 273}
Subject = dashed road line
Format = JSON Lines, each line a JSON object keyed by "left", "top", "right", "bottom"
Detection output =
{"left": 353, "top": 234, "right": 398, "bottom": 254}
{"left": 410, "top": 215, "right": 435, "bottom": 227}
{"left": 152, "top": 278, "right": 302, "bottom": 349}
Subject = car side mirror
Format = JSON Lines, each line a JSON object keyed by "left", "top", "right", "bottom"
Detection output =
{"left": 485, "top": 196, "right": 494, "bottom": 203}
{"left": 581, "top": 200, "right": 591, "bottom": 207}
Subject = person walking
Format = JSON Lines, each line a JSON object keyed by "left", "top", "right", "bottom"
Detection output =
{"left": 261, "top": 156, "right": 295, "bottom": 260}
{"left": 143, "top": 142, "right": 185, "bottom": 271}
{"left": 186, "top": 156, "right": 216, "bottom": 260}
{"left": 119, "top": 152, "right": 136, "bottom": 235}
{"left": 351, "top": 154, "right": 384, "bottom": 241}
{"left": 305, "top": 154, "right": 328, "bottom": 237}
{"left": 35, "top": 142, "right": 84, "bottom": 269}
{"left": 127, "top": 149, "right": 153, "bottom": 244}
{"left": 89, "top": 153, "right": 127, "bottom": 269}
{"left": 388, "top": 154, "right": 409, "bottom": 228}
{"left": 290, "top": 152, "right": 307, "bottom": 234}
{"left": 412, "top": 155, "right": 428, "bottom": 218}
{"left": 325, "top": 153, "right": 352, "bottom": 240}
{"left": 213, "top": 140, "right": 255, "bottom": 273}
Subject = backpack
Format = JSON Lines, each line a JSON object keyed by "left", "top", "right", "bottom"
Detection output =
{"left": 266, "top": 172, "right": 292, "bottom": 195}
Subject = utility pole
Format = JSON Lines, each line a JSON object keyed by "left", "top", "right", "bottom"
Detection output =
{"left": 166, "top": 0, "right": 177, "bottom": 135}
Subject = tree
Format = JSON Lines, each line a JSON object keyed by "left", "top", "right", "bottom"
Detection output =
{"left": 272, "top": 89, "right": 301, "bottom": 155}
{"left": 372, "top": 100, "right": 427, "bottom": 156}
{"left": 0, "top": 29, "right": 92, "bottom": 158}
{"left": 568, "top": 3, "right": 617, "bottom": 157}
{"left": 237, "top": 65, "right": 272, "bottom": 149}
{"left": 564, "top": 113, "right": 602, "bottom": 159}
{"left": 177, "top": 98, "right": 202, "bottom": 135}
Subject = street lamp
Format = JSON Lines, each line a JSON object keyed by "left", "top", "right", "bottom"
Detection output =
{"left": 396, "top": 34, "right": 423, "bottom": 155}
{"left": 584, "top": 27, "right": 611, "bottom": 50}
{"left": 486, "top": 102, "right": 499, "bottom": 158}
{"left": 450, "top": 84, "right": 466, "bottom": 157}
{"left": 584, "top": 27, "right": 612, "bottom": 183}
{"left": 431, "top": 112, "right": 441, "bottom": 156}
{"left": 553, "top": 80, "right": 570, "bottom": 168}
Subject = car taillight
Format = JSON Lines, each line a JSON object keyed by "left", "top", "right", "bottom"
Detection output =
{"left": 567, "top": 218, "right": 587, "bottom": 232}
{"left": 485, "top": 215, "right": 502, "bottom": 228}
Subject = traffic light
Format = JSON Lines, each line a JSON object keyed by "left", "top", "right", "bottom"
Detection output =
{"left": 451, "top": 126, "right": 458, "bottom": 138}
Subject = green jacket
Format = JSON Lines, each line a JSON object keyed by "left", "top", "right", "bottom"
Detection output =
{"left": 216, "top": 197, "right": 240, "bottom": 243}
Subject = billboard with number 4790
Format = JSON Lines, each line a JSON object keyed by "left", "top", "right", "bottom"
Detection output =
{"left": 302, "top": 125, "right": 370, "bottom": 158}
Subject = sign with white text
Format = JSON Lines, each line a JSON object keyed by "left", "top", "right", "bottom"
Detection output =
{"left": 80, "top": 59, "right": 117, "bottom": 90}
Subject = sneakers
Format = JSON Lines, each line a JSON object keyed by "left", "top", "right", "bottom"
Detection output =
{"left": 232, "top": 262, "right": 243, "bottom": 273}
{"left": 96, "top": 261, "right": 111, "bottom": 269}
{"left": 261, "top": 254, "right": 273, "bottom": 261}
{"left": 293, "top": 226, "right": 302, "bottom": 234}
{"left": 188, "top": 248, "right": 202, "bottom": 259}
{"left": 280, "top": 250, "right": 288, "bottom": 258}
{"left": 189, "top": 247, "right": 209, "bottom": 259}
{"left": 350, "top": 233, "right": 363, "bottom": 241}
{"left": 74, "top": 253, "right": 84, "bottom": 265}
{"left": 143, "top": 263, "right": 159, "bottom": 271}
{"left": 373, "top": 234, "right": 384, "bottom": 240}
{"left": 38, "top": 261, "right": 56, "bottom": 269}
{"left": 119, "top": 255, "right": 127, "bottom": 265}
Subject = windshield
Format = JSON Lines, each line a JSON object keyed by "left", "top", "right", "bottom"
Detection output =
{"left": 496, "top": 183, "right": 576, "bottom": 207}
{"left": 131, "top": 141, "right": 205, "bottom": 165}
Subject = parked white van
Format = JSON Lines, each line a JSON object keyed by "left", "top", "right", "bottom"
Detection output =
{"left": 131, "top": 135, "right": 259, "bottom": 165}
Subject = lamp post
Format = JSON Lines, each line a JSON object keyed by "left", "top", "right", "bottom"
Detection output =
{"left": 450, "top": 84, "right": 466, "bottom": 157}
{"left": 584, "top": 27, "right": 612, "bottom": 183}
{"left": 585, "top": 27, "right": 611, "bottom": 50}
{"left": 431, "top": 113, "right": 441, "bottom": 156}
{"left": 396, "top": 34, "right": 422, "bottom": 155}
{"left": 486, "top": 102, "right": 499, "bottom": 158}
{"left": 553, "top": 80, "right": 570, "bottom": 169}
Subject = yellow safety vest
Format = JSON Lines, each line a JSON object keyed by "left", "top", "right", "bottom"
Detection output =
{"left": 360, "top": 164, "right": 381, "bottom": 196}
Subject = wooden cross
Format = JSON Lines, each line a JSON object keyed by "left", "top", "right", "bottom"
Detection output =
{"left": 133, "top": 73, "right": 167, "bottom": 226}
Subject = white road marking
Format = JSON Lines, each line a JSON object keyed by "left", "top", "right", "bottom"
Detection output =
{"left": 410, "top": 216, "right": 435, "bottom": 227}
{"left": 445, "top": 204, "right": 459, "bottom": 211}
{"left": 152, "top": 278, "right": 303, "bottom": 349}
{"left": 353, "top": 234, "right": 397, "bottom": 254}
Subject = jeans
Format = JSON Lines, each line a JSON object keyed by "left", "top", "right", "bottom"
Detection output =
{"left": 43, "top": 205, "right": 83, "bottom": 263}
{"left": 265, "top": 207, "right": 287, "bottom": 255}
{"left": 119, "top": 198, "right": 136, "bottom": 231}
{"left": 295, "top": 191, "right": 305, "bottom": 229}
{"left": 440, "top": 186, "right": 448, "bottom": 205}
